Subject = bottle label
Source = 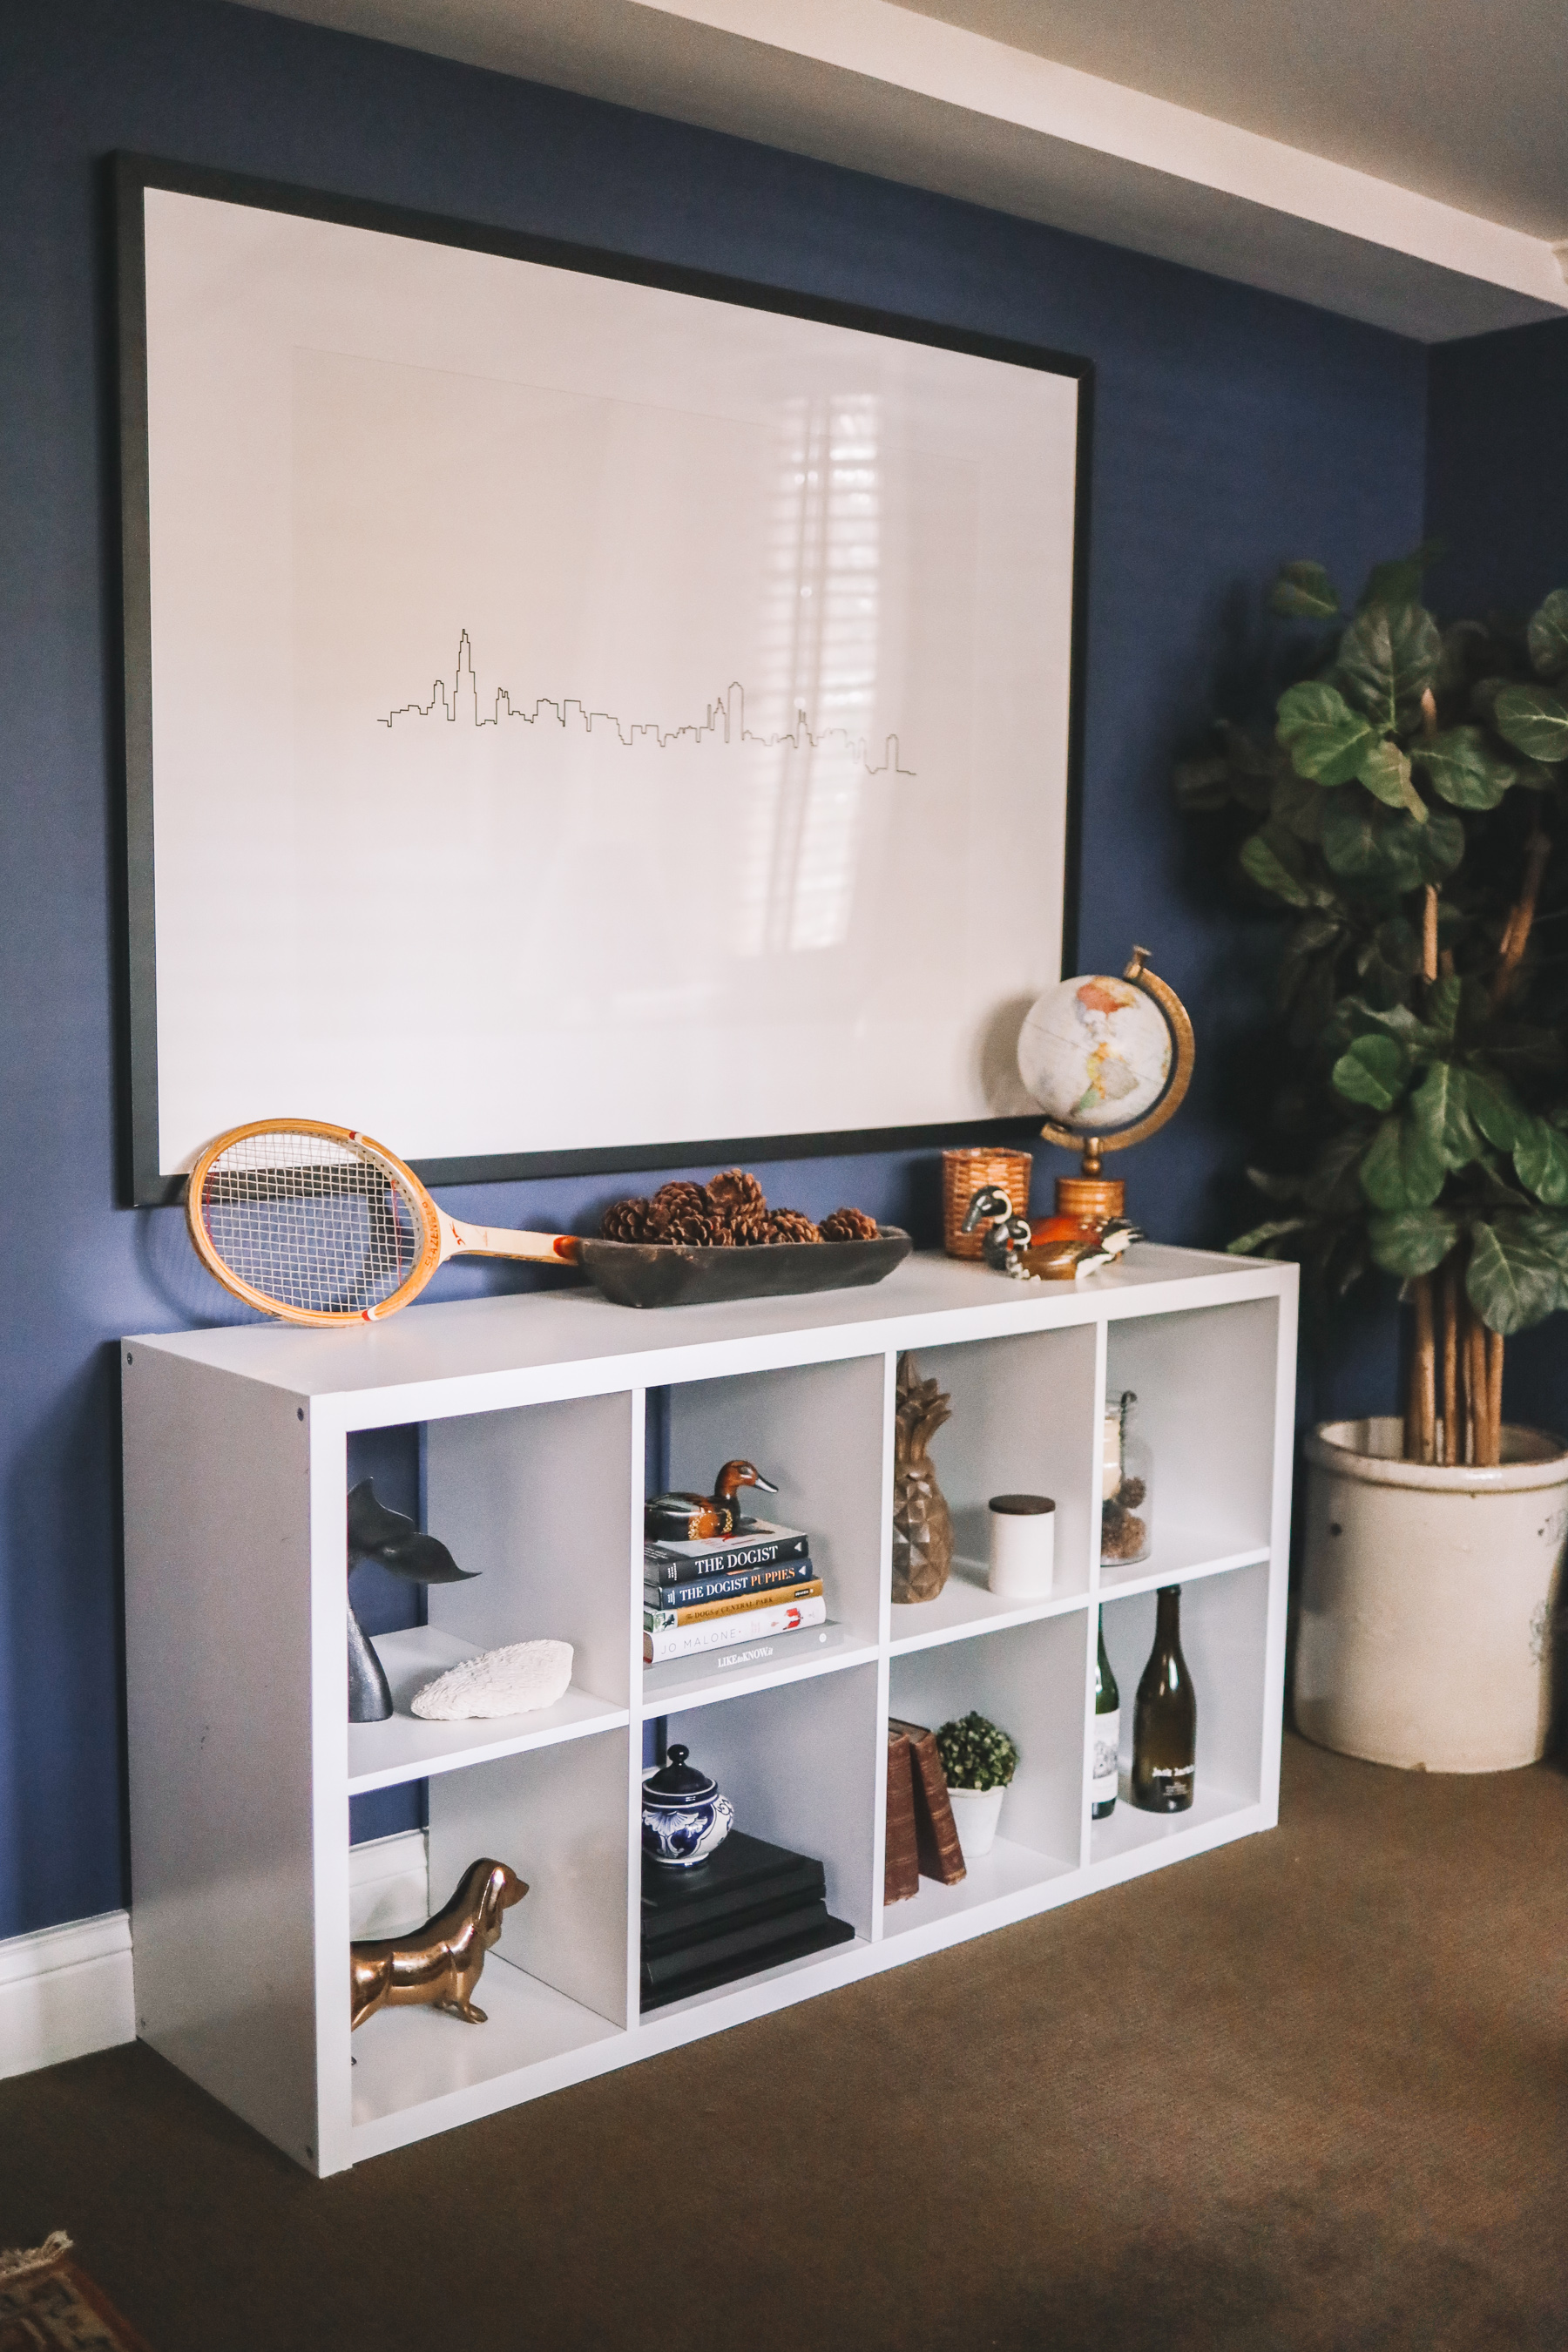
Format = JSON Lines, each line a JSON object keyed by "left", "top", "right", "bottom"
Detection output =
{"left": 1144, "top": 1765, "right": 1194, "bottom": 1797}
{"left": 1091, "top": 1709, "right": 1119, "bottom": 1804}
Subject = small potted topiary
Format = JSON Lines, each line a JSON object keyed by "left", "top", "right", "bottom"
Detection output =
{"left": 935, "top": 1712, "right": 1018, "bottom": 1857}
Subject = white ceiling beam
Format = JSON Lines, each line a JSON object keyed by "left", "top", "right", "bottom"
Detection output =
{"left": 639, "top": 0, "right": 1566, "bottom": 310}
{"left": 235, "top": 0, "right": 1568, "bottom": 339}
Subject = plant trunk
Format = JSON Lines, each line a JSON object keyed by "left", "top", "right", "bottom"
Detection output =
{"left": 1408, "top": 1253, "right": 1503, "bottom": 1468}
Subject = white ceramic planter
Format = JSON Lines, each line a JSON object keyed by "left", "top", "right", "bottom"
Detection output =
{"left": 946, "top": 1782, "right": 1006, "bottom": 1859}
{"left": 1296, "top": 1416, "right": 1568, "bottom": 1773}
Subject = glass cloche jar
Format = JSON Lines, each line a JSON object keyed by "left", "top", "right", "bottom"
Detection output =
{"left": 1101, "top": 1389, "right": 1153, "bottom": 1568}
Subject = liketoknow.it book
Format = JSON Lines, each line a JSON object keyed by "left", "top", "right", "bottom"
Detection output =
{"left": 645, "top": 1578, "right": 823, "bottom": 1632}
{"left": 644, "top": 1523, "right": 810, "bottom": 1579}
{"left": 641, "top": 1556, "right": 816, "bottom": 1609}
{"left": 642, "top": 1593, "right": 827, "bottom": 1664}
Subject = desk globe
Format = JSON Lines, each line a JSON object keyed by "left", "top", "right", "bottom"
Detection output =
{"left": 1017, "top": 946, "right": 1194, "bottom": 1226}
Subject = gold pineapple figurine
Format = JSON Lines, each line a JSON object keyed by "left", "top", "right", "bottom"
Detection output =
{"left": 892, "top": 1353, "right": 954, "bottom": 1603}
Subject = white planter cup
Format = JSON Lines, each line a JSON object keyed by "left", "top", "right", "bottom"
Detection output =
{"left": 1297, "top": 1416, "right": 1568, "bottom": 1774}
{"left": 946, "top": 1781, "right": 1006, "bottom": 1859}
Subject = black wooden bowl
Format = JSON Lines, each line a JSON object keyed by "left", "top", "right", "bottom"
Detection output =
{"left": 578, "top": 1225, "right": 912, "bottom": 1310}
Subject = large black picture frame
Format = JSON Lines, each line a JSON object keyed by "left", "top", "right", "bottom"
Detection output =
{"left": 114, "top": 151, "right": 1092, "bottom": 1208}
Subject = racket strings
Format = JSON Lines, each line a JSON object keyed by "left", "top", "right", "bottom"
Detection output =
{"left": 198, "top": 1131, "right": 425, "bottom": 1316}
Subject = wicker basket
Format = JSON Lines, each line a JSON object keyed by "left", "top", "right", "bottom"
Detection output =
{"left": 942, "top": 1147, "right": 1035, "bottom": 1259}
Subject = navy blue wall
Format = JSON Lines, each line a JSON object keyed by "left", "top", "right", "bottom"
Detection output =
{"left": 0, "top": 0, "right": 1428, "bottom": 1938}
{"left": 1428, "top": 318, "right": 1568, "bottom": 1437}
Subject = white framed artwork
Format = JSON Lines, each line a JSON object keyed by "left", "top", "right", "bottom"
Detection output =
{"left": 116, "top": 157, "right": 1090, "bottom": 1205}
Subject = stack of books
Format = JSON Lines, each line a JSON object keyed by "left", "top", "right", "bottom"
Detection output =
{"left": 643, "top": 1520, "right": 826, "bottom": 1666}
{"left": 640, "top": 1829, "right": 854, "bottom": 2009}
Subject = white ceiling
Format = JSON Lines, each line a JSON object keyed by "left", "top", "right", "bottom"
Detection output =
{"left": 233, "top": 0, "right": 1568, "bottom": 341}
{"left": 904, "top": 0, "right": 1568, "bottom": 242}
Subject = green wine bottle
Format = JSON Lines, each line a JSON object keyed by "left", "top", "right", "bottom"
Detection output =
{"left": 1092, "top": 1615, "right": 1119, "bottom": 1820}
{"left": 1131, "top": 1585, "right": 1196, "bottom": 1813}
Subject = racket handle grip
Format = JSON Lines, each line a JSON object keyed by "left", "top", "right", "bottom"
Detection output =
{"left": 443, "top": 1217, "right": 581, "bottom": 1267}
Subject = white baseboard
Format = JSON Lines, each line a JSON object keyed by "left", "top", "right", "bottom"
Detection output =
{"left": 0, "top": 1832, "right": 429, "bottom": 2084}
{"left": 349, "top": 1828, "right": 429, "bottom": 1939}
{"left": 0, "top": 1911, "right": 136, "bottom": 2082}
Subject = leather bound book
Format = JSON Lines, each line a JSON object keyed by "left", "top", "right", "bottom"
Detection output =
{"left": 889, "top": 1717, "right": 967, "bottom": 1885}
{"left": 884, "top": 1728, "right": 921, "bottom": 1903}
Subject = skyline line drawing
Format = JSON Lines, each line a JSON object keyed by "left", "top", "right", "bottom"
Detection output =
{"left": 379, "top": 630, "right": 916, "bottom": 777}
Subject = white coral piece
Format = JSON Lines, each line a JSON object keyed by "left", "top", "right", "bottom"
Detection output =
{"left": 410, "top": 1639, "right": 574, "bottom": 1720}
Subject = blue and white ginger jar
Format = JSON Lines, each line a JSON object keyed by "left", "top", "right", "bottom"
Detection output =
{"left": 641, "top": 1744, "right": 734, "bottom": 1869}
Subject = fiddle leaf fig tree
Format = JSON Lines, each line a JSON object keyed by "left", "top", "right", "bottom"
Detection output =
{"left": 1176, "top": 553, "right": 1568, "bottom": 1466}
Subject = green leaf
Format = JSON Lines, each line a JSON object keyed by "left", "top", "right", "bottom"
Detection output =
{"left": 1303, "top": 1129, "right": 1370, "bottom": 1216}
{"left": 1413, "top": 806, "right": 1465, "bottom": 883}
{"left": 1357, "top": 545, "right": 1441, "bottom": 615}
{"left": 1426, "top": 974, "right": 1462, "bottom": 1038}
{"left": 1411, "top": 1060, "right": 1483, "bottom": 1168}
{"left": 1494, "top": 684, "right": 1568, "bottom": 766}
{"left": 1242, "top": 1166, "right": 1308, "bottom": 1204}
{"left": 1334, "top": 602, "right": 1442, "bottom": 729}
{"left": 1240, "top": 828, "right": 1312, "bottom": 907}
{"left": 1463, "top": 1064, "right": 1528, "bottom": 1153}
{"left": 1319, "top": 795, "right": 1459, "bottom": 892}
{"left": 1332, "top": 1033, "right": 1409, "bottom": 1112}
{"left": 1355, "top": 916, "right": 1420, "bottom": 1008}
{"left": 1360, "top": 1112, "right": 1446, "bottom": 1211}
{"left": 1267, "top": 560, "right": 1341, "bottom": 622}
{"left": 1227, "top": 1217, "right": 1311, "bottom": 1256}
{"left": 1357, "top": 737, "right": 1425, "bottom": 819}
{"left": 1413, "top": 726, "right": 1515, "bottom": 809}
{"left": 1173, "top": 750, "right": 1233, "bottom": 812}
{"left": 1268, "top": 764, "right": 1326, "bottom": 843}
{"left": 1369, "top": 1206, "right": 1460, "bottom": 1277}
{"left": 1276, "top": 681, "right": 1378, "bottom": 787}
{"left": 1513, "top": 1118, "right": 1568, "bottom": 1206}
{"left": 1466, "top": 1219, "right": 1564, "bottom": 1335}
{"left": 1525, "top": 587, "right": 1568, "bottom": 681}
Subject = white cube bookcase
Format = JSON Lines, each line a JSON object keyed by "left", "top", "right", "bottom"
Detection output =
{"left": 122, "top": 1244, "right": 1296, "bottom": 2175}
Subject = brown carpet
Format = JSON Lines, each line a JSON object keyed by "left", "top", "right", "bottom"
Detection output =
{"left": 2, "top": 1734, "right": 1564, "bottom": 2352}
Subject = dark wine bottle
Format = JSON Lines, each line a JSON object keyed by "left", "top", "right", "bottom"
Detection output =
{"left": 1131, "top": 1585, "right": 1196, "bottom": 1813}
{"left": 1092, "top": 1615, "right": 1119, "bottom": 1819}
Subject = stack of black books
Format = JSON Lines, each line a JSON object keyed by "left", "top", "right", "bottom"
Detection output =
{"left": 640, "top": 1831, "right": 855, "bottom": 2011}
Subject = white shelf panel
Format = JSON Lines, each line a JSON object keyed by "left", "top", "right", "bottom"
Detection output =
{"left": 348, "top": 1628, "right": 628, "bottom": 1794}
{"left": 1088, "top": 1772, "right": 1254, "bottom": 1867}
{"left": 889, "top": 1555, "right": 1089, "bottom": 1656}
{"left": 349, "top": 1953, "right": 622, "bottom": 2131}
{"left": 639, "top": 1622, "right": 878, "bottom": 1718}
{"left": 1097, "top": 1529, "right": 1269, "bottom": 1600}
{"left": 879, "top": 1833, "right": 1076, "bottom": 1941}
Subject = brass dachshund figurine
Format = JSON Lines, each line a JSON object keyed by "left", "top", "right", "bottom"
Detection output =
{"left": 351, "top": 1858, "right": 528, "bottom": 2030}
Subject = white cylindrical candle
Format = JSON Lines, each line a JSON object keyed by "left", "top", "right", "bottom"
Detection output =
{"left": 988, "top": 1494, "right": 1056, "bottom": 1598}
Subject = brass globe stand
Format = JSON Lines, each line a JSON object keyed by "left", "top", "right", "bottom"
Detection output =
{"left": 1037, "top": 947, "right": 1196, "bottom": 1225}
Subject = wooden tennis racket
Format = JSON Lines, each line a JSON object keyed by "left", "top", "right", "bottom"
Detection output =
{"left": 186, "top": 1118, "right": 580, "bottom": 1327}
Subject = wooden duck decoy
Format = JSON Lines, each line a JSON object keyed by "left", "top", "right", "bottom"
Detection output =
{"left": 1024, "top": 1218, "right": 1144, "bottom": 1281}
{"left": 961, "top": 1183, "right": 1034, "bottom": 1275}
{"left": 645, "top": 1459, "right": 780, "bottom": 1542}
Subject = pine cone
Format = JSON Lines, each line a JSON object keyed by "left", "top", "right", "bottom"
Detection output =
{"left": 766, "top": 1208, "right": 822, "bottom": 1244}
{"left": 821, "top": 1206, "right": 879, "bottom": 1242}
{"left": 728, "top": 1207, "right": 771, "bottom": 1247}
{"left": 708, "top": 1167, "right": 767, "bottom": 1221}
{"left": 662, "top": 1209, "right": 731, "bottom": 1247}
{"left": 600, "top": 1196, "right": 653, "bottom": 1242}
{"left": 648, "top": 1179, "right": 713, "bottom": 1224}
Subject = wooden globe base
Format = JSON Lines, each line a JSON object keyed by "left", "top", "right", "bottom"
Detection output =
{"left": 1055, "top": 1175, "right": 1125, "bottom": 1227}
